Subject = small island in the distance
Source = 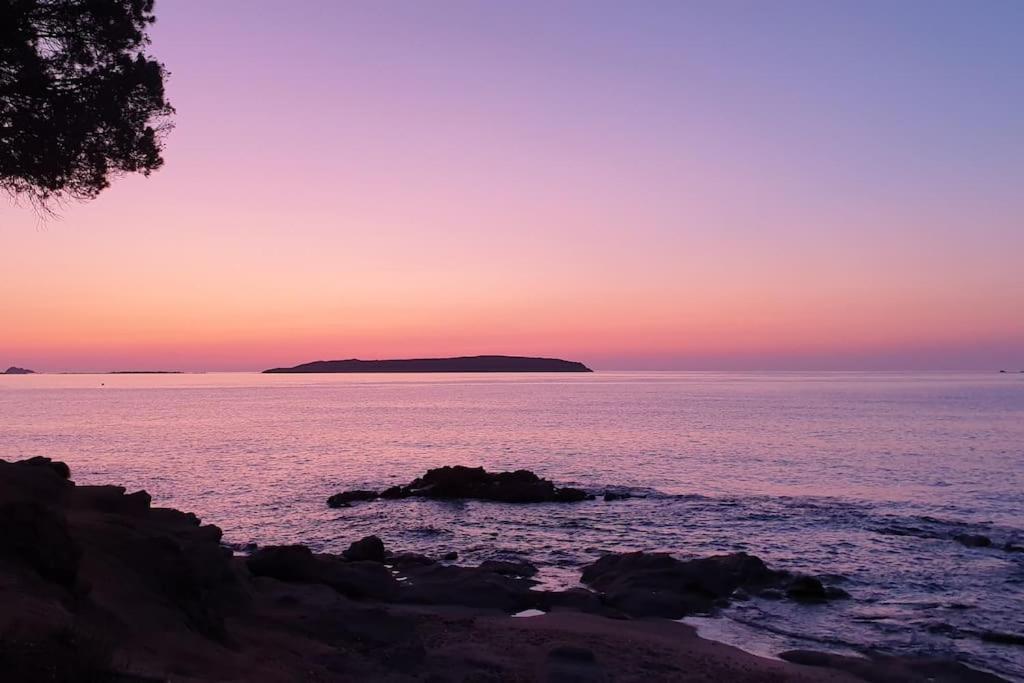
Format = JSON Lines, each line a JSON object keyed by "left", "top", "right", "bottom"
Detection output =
{"left": 264, "top": 355, "right": 592, "bottom": 373}
{"left": 3, "top": 366, "right": 35, "bottom": 374}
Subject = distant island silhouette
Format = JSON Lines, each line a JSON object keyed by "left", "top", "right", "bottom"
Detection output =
{"left": 3, "top": 366, "right": 35, "bottom": 374}
{"left": 264, "top": 355, "right": 592, "bottom": 373}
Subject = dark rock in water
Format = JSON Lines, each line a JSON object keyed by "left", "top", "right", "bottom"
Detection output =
{"left": 3, "top": 366, "right": 35, "bottom": 374}
{"left": 786, "top": 575, "right": 849, "bottom": 602}
{"left": 380, "top": 485, "right": 412, "bottom": 499}
{"left": 328, "top": 466, "right": 593, "bottom": 506}
{"left": 603, "top": 491, "right": 633, "bottom": 502}
{"left": 581, "top": 551, "right": 847, "bottom": 618}
{"left": 328, "top": 490, "right": 379, "bottom": 507}
{"left": 980, "top": 631, "right": 1024, "bottom": 646}
{"left": 442, "top": 551, "right": 458, "bottom": 561}
{"left": 344, "top": 535, "right": 387, "bottom": 563}
{"left": 263, "top": 355, "right": 593, "bottom": 373}
{"left": 478, "top": 559, "right": 538, "bottom": 577}
{"left": 954, "top": 533, "right": 993, "bottom": 548}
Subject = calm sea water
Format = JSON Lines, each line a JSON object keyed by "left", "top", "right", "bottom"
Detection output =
{"left": 2, "top": 371, "right": 1022, "bottom": 679}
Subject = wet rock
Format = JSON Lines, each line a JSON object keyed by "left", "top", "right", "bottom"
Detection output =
{"left": 478, "top": 559, "right": 538, "bottom": 577}
{"left": 442, "top": 551, "right": 458, "bottom": 561}
{"left": 332, "top": 466, "right": 593, "bottom": 505}
{"left": 954, "top": 534, "right": 992, "bottom": 548}
{"left": 603, "top": 491, "right": 632, "bottom": 502}
{"left": 980, "top": 631, "right": 1024, "bottom": 646}
{"left": 327, "top": 490, "right": 379, "bottom": 507}
{"left": 344, "top": 535, "right": 387, "bottom": 563}
{"left": 380, "top": 486, "right": 411, "bottom": 499}
{"left": 581, "top": 551, "right": 846, "bottom": 618}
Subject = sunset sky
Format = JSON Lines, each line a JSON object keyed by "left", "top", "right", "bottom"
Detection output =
{"left": 2, "top": 0, "right": 1022, "bottom": 372}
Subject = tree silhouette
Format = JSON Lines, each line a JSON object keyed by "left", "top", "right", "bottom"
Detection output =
{"left": 0, "top": 0, "right": 173, "bottom": 208}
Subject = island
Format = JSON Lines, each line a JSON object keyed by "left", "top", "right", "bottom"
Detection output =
{"left": 263, "top": 355, "right": 593, "bottom": 373}
{"left": 3, "top": 366, "right": 35, "bottom": 374}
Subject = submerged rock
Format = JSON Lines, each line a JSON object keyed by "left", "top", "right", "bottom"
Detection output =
{"left": 954, "top": 534, "right": 993, "bottom": 548}
{"left": 328, "top": 489, "right": 379, "bottom": 507}
{"left": 327, "top": 465, "right": 593, "bottom": 506}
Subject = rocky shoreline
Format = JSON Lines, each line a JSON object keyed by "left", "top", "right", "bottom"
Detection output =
{"left": 0, "top": 457, "right": 1007, "bottom": 682}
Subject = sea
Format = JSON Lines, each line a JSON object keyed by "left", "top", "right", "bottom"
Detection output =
{"left": 2, "top": 371, "right": 1022, "bottom": 680}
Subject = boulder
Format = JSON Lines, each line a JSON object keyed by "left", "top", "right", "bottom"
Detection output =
{"left": 343, "top": 535, "right": 387, "bottom": 563}
{"left": 581, "top": 551, "right": 845, "bottom": 618}
{"left": 327, "top": 490, "right": 379, "bottom": 507}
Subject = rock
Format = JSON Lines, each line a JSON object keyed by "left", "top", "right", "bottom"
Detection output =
{"left": 1002, "top": 542, "right": 1023, "bottom": 553}
{"left": 327, "top": 490, "right": 379, "bottom": 507}
{"left": 248, "top": 545, "right": 321, "bottom": 582}
{"left": 389, "top": 552, "right": 436, "bottom": 568}
{"left": 603, "top": 491, "right": 632, "bottom": 502}
{"left": 442, "top": 551, "right": 458, "bottom": 561}
{"left": 398, "top": 563, "right": 536, "bottom": 612}
{"left": 327, "top": 466, "right": 594, "bottom": 506}
{"left": 478, "top": 559, "right": 538, "bottom": 577}
{"left": 954, "top": 534, "right": 992, "bottom": 548}
{"left": 580, "top": 551, "right": 845, "bottom": 618}
{"left": 344, "top": 535, "right": 387, "bottom": 562}
{"left": 786, "top": 576, "right": 828, "bottom": 602}
{"left": 980, "top": 631, "right": 1024, "bottom": 646}
{"left": 380, "top": 485, "right": 411, "bottom": 499}
{"left": 0, "top": 501, "right": 80, "bottom": 586}
{"left": 247, "top": 544, "right": 398, "bottom": 600}
{"left": 3, "top": 366, "right": 35, "bottom": 374}
{"left": 17, "top": 456, "right": 71, "bottom": 480}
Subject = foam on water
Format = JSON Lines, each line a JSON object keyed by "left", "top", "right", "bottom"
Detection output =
{"left": 1, "top": 371, "right": 1022, "bottom": 679}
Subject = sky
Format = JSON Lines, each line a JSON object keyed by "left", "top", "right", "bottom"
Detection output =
{"left": 2, "top": 0, "right": 1022, "bottom": 372}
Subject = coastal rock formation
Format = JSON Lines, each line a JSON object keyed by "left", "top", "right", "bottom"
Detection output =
{"left": 328, "top": 465, "right": 593, "bottom": 506}
{"left": 264, "top": 355, "right": 593, "bottom": 373}
{"left": 2, "top": 366, "right": 35, "bottom": 374}
{"left": 0, "top": 457, "right": 1004, "bottom": 682}
{"left": 580, "top": 551, "right": 849, "bottom": 618}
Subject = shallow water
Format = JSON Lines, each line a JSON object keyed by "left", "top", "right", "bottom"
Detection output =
{"left": 2, "top": 371, "right": 1022, "bottom": 679}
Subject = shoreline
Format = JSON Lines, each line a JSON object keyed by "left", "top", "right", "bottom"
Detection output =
{"left": 0, "top": 456, "right": 1008, "bottom": 682}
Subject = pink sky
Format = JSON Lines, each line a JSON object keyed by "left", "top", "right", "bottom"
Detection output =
{"left": 2, "top": 2, "right": 1022, "bottom": 371}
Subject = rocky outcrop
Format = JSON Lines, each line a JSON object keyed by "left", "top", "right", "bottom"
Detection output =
{"left": 0, "top": 457, "right": 1003, "bottom": 682}
{"left": 2, "top": 366, "right": 35, "bottom": 374}
{"left": 580, "top": 551, "right": 848, "bottom": 618}
{"left": 328, "top": 465, "right": 592, "bottom": 507}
